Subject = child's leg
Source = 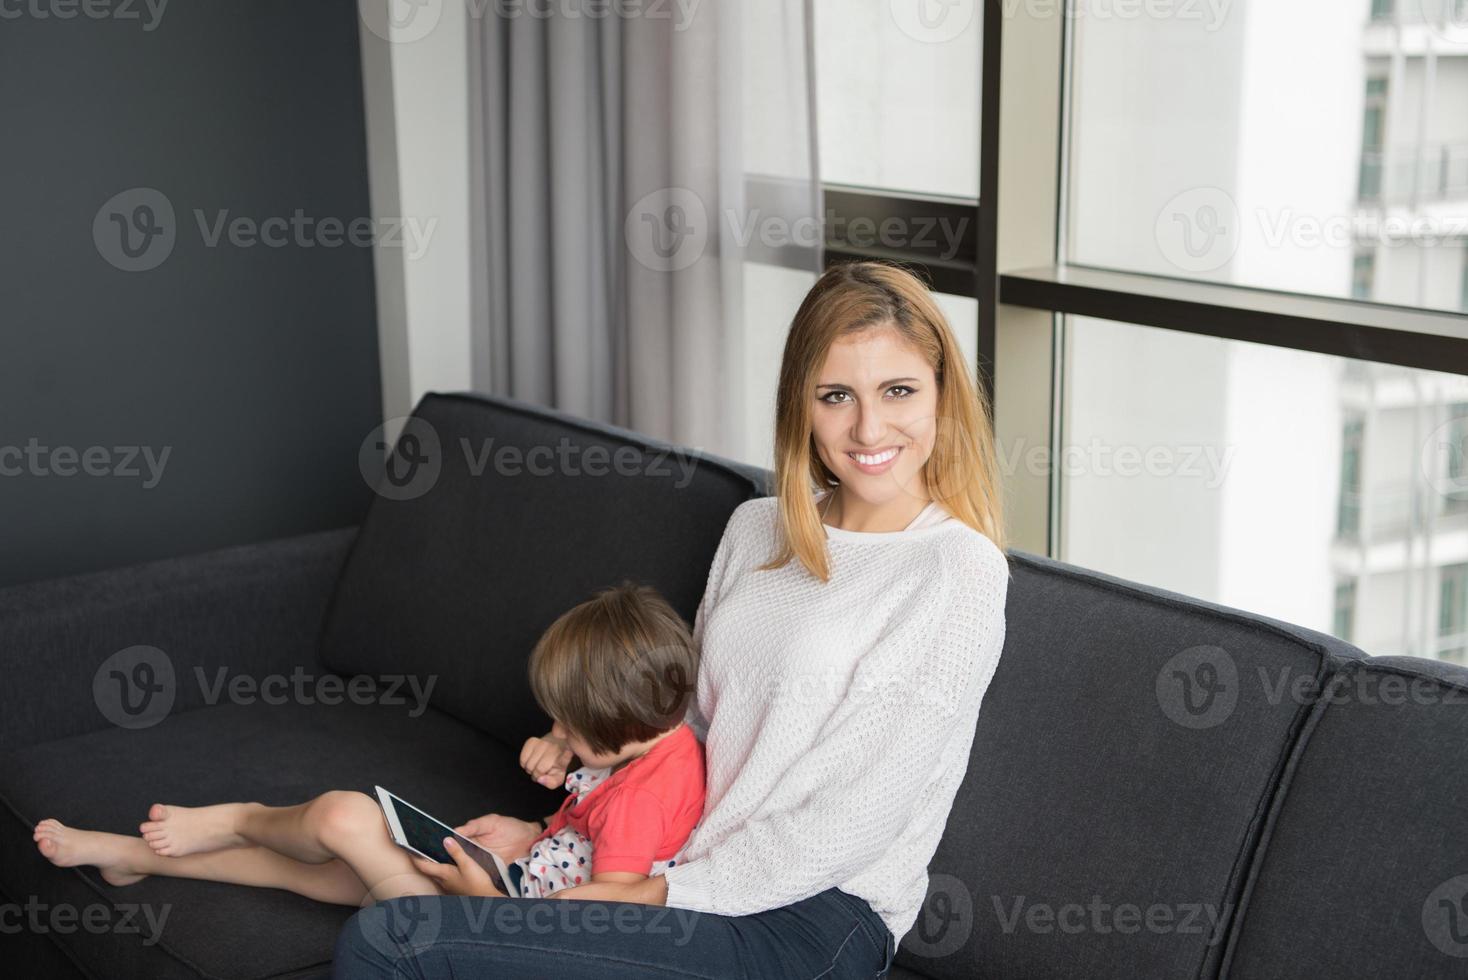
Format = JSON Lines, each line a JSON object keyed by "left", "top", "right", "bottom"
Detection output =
{"left": 48, "top": 791, "right": 439, "bottom": 901}
{"left": 34, "top": 819, "right": 369, "bottom": 905}
{"left": 141, "top": 791, "right": 434, "bottom": 897}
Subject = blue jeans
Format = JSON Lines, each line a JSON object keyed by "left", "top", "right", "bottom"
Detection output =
{"left": 334, "top": 886, "right": 897, "bottom": 979}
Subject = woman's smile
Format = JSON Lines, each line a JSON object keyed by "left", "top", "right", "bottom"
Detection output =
{"left": 845, "top": 445, "right": 903, "bottom": 475}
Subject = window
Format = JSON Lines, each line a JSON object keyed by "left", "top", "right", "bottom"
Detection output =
{"left": 1334, "top": 580, "right": 1358, "bottom": 643}
{"left": 1358, "top": 77, "right": 1387, "bottom": 203}
{"left": 1370, "top": 0, "right": 1394, "bottom": 20}
{"left": 1065, "top": 10, "right": 1468, "bottom": 315}
{"left": 1352, "top": 249, "right": 1375, "bottom": 300}
{"left": 1462, "top": 246, "right": 1468, "bottom": 311}
{"left": 813, "top": 0, "right": 980, "bottom": 198}
{"left": 1439, "top": 564, "right": 1468, "bottom": 663}
{"left": 1059, "top": 316, "right": 1468, "bottom": 660}
{"left": 1339, "top": 415, "right": 1364, "bottom": 536}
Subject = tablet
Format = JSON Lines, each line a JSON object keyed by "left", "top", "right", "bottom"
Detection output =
{"left": 374, "top": 786, "right": 516, "bottom": 896}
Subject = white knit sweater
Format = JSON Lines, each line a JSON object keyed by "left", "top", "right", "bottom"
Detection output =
{"left": 661, "top": 495, "right": 1011, "bottom": 941}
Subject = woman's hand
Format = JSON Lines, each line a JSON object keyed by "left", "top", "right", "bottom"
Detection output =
{"left": 411, "top": 837, "right": 506, "bottom": 898}
{"left": 521, "top": 725, "right": 575, "bottom": 789}
{"left": 454, "top": 814, "right": 543, "bottom": 862}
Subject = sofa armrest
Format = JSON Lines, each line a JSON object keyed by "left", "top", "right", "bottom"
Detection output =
{"left": 0, "top": 527, "right": 356, "bottom": 751}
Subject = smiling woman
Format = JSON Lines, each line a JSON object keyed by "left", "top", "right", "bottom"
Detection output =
{"left": 767, "top": 261, "right": 1008, "bottom": 580}
{"left": 323, "top": 261, "right": 1014, "bottom": 980}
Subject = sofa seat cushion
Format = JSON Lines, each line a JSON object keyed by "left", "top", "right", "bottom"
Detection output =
{"left": 0, "top": 699, "right": 564, "bottom": 980}
{"left": 899, "top": 551, "right": 1366, "bottom": 980}
{"left": 1221, "top": 657, "right": 1468, "bottom": 979}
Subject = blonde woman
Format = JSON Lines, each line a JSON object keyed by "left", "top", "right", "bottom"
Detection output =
{"left": 339, "top": 260, "right": 1013, "bottom": 979}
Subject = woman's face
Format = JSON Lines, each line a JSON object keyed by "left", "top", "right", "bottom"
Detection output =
{"left": 810, "top": 324, "right": 939, "bottom": 510}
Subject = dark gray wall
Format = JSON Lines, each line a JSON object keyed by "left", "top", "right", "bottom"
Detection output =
{"left": 0, "top": 0, "right": 383, "bottom": 586}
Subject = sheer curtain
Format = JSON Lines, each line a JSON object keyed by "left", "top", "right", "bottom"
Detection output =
{"left": 468, "top": 0, "right": 820, "bottom": 463}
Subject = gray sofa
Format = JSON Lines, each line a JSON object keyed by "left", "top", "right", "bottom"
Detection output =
{"left": 3, "top": 392, "right": 1465, "bottom": 979}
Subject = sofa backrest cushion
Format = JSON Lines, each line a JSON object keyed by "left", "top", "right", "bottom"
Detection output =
{"left": 1220, "top": 656, "right": 1468, "bottom": 979}
{"left": 319, "top": 393, "right": 768, "bottom": 747}
{"left": 897, "top": 551, "right": 1365, "bottom": 980}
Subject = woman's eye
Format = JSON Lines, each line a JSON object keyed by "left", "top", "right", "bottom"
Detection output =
{"left": 819, "top": 391, "right": 850, "bottom": 404}
{"left": 887, "top": 386, "right": 915, "bottom": 399}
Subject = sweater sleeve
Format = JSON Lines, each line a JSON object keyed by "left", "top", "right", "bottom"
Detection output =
{"left": 662, "top": 539, "right": 1010, "bottom": 916}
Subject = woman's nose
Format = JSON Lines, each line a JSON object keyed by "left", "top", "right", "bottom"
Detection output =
{"left": 853, "top": 404, "right": 886, "bottom": 445}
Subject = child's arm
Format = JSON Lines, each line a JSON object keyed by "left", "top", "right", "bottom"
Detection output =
{"left": 553, "top": 872, "right": 668, "bottom": 906}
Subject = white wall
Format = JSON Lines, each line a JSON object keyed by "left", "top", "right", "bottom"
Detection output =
{"left": 358, "top": 0, "right": 474, "bottom": 430}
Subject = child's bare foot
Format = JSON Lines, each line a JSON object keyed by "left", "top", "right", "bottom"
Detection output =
{"left": 139, "top": 803, "right": 249, "bottom": 857}
{"left": 33, "top": 819, "right": 148, "bottom": 887}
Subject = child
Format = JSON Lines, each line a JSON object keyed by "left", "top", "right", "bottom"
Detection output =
{"left": 33, "top": 582, "right": 706, "bottom": 908}
{"left": 420, "top": 582, "right": 706, "bottom": 898}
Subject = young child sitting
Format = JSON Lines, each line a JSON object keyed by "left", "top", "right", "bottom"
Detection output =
{"left": 33, "top": 582, "right": 706, "bottom": 908}
{"left": 418, "top": 582, "right": 706, "bottom": 898}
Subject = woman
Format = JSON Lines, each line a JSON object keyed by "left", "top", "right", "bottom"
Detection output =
{"left": 335, "top": 260, "right": 1013, "bottom": 978}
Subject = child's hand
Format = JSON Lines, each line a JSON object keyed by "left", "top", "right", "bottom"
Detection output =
{"left": 411, "top": 838, "right": 505, "bottom": 898}
{"left": 520, "top": 728, "right": 574, "bottom": 789}
{"left": 455, "top": 813, "right": 543, "bottom": 861}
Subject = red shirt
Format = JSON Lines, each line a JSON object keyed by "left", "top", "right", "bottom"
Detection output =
{"left": 535, "top": 722, "right": 706, "bottom": 876}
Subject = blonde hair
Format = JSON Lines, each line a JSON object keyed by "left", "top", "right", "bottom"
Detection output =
{"left": 762, "top": 261, "right": 1007, "bottom": 582}
{"left": 527, "top": 582, "right": 696, "bottom": 755}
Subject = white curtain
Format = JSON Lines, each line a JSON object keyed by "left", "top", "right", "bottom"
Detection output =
{"left": 468, "top": 0, "right": 820, "bottom": 462}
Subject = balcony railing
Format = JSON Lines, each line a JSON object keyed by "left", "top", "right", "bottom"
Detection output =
{"left": 1359, "top": 143, "right": 1468, "bottom": 205}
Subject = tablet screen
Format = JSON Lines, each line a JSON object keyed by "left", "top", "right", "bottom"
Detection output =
{"left": 383, "top": 791, "right": 509, "bottom": 893}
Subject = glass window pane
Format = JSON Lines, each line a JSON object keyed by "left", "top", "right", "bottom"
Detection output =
{"left": 1060, "top": 314, "right": 1468, "bottom": 662}
{"left": 1066, "top": 0, "right": 1468, "bottom": 314}
{"left": 813, "top": 0, "right": 980, "bottom": 198}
